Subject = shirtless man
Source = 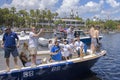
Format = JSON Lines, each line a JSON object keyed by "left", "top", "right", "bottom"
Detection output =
{"left": 89, "top": 25, "right": 99, "bottom": 54}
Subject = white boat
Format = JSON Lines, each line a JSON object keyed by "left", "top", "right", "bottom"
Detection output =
{"left": 38, "top": 37, "right": 49, "bottom": 46}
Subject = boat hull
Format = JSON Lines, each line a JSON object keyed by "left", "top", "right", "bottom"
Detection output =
{"left": 0, "top": 52, "right": 105, "bottom": 80}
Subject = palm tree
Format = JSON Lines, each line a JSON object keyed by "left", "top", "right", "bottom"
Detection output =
{"left": 30, "top": 9, "right": 36, "bottom": 26}
{"left": 10, "top": 7, "right": 16, "bottom": 27}
{"left": 54, "top": 12, "right": 58, "bottom": 19}
{"left": 41, "top": 10, "right": 47, "bottom": 27}
{"left": 35, "top": 9, "right": 40, "bottom": 27}
{"left": 0, "top": 8, "right": 9, "bottom": 26}
{"left": 18, "top": 10, "right": 28, "bottom": 27}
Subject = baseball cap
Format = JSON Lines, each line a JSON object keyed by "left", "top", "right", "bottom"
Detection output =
{"left": 4, "top": 28, "right": 8, "bottom": 31}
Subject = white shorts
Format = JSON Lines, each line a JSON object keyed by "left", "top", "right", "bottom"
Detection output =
{"left": 29, "top": 47, "right": 37, "bottom": 55}
{"left": 62, "top": 51, "right": 70, "bottom": 57}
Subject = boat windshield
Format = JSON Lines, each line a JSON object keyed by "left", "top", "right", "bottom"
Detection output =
{"left": 74, "top": 30, "right": 86, "bottom": 37}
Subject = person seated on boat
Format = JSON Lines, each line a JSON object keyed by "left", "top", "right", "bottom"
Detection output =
{"left": 19, "top": 51, "right": 42, "bottom": 67}
{"left": 74, "top": 36, "right": 84, "bottom": 58}
{"left": 19, "top": 42, "right": 30, "bottom": 66}
{"left": 19, "top": 52, "right": 30, "bottom": 67}
{"left": 69, "top": 39, "right": 76, "bottom": 58}
{"left": 21, "top": 42, "right": 30, "bottom": 60}
{"left": 20, "top": 42, "right": 43, "bottom": 66}
{"left": 62, "top": 40, "right": 71, "bottom": 60}
{"left": 48, "top": 40, "right": 53, "bottom": 51}
{"left": 50, "top": 41, "right": 62, "bottom": 62}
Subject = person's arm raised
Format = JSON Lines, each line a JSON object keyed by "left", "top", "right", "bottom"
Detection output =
{"left": 38, "top": 28, "right": 44, "bottom": 37}
{"left": 32, "top": 28, "right": 44, "bottom": 37}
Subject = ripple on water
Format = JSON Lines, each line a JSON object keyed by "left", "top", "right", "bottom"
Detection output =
{"left": 91, "top": 33, "right": 120, "bottom": 80}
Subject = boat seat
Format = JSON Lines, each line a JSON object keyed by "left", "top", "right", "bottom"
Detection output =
{"left": 37, "top": 50, "right": 50, "bottom": 55}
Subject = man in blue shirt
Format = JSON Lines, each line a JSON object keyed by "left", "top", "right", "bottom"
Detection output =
{"left": 1, "top": 27, "right": 20, "bottom": 72}
{"left": 50, "top": 41, "right": 62, "bottom": 61}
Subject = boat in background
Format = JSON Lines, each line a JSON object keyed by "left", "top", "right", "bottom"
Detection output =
{"left": 38, "top": 37, "right": 49, "bottom": 46}
{"left": 0, "top": 50, "right": 106, "bottom": 80}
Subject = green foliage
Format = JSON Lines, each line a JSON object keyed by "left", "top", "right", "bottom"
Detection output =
{"left": 104, "top": 20, "right": 117, "bottom": 30}
{"left": 0, "top": 8, "right": 58, "bottom": 28}
{"left": 54, "top": 19, "right": 63, "bottom": 26}
{"left": 0, "top": 7, "right": 119, "bottom": 30}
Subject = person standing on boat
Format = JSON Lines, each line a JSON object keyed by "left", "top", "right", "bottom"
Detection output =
{"left": 89, "top": 25, "right": 99, "bottom": 54}
{"left": 95, "top": 26, "right": 100, "bottom": 45}
{"left": 50, "top": 41, "right": 62, "bottom": 61}
{"left": 66, "top": 26, "right": 74, "bottom": 43}
{"left": 94, "top": 26, "right": 101, "bottom": 52}
{"left": 1, "top": 27, "right": 20, "bottom": 71}
{"left": 28, "top": 27, "right": 43, "bottom": 67}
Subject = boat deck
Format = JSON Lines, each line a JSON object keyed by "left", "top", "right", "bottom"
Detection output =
{"left": 0, "top": 50, "right": 106, "bottom": 74}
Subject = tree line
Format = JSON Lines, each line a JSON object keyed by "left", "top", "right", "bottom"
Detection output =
{"left": 0, "top": 7, "right": 58, "bottom": 28}
{"left": 0, "top": 7, "right": 120, "bottom": 31}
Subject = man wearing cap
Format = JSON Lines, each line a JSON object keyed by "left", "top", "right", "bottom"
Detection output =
{"left": 1, "top": 27, "right": 20, "bottom": 71}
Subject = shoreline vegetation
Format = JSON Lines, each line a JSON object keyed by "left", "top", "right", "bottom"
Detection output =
{"left": 0, "top": 7, "right": 120, "bottom": 33}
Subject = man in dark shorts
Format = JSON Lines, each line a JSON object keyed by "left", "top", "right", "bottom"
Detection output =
{"left": 1, "top": 27, "right": 20, "bottom": 71}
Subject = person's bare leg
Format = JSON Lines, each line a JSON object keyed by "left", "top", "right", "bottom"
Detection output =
{"left": 31, "top": 55, "right": 36, "bottom": 67}
{"left": 65, "top": 57, "right": 67, "bottom": 60}
{"left": 6, "top": 58, "right": 10, "bottom": 72}
{"left": 91, "top": 43, "right": 95, "bottom": 54}
{"left": 33, "top": 54, "right": 36, "bottom": 64}
{"left": 14, "top": 57, "right": 20, "bottom": 69}
{"left": 93, "top": 44, "right": 96, "bottom": 54}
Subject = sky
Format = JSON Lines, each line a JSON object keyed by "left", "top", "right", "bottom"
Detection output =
{"left": 0, "top": 0, "right": 120, "bottom": 20}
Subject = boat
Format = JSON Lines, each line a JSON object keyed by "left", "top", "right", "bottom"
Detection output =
{"left": 38, "top": 37, "right": 49, "bottom": 46}
{"left": 0, "top": 50, "right": 106, "bottom": 80}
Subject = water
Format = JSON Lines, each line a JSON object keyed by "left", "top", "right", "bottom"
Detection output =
{"left": 0, "top": 32, "right": 120, "bottom": 80}
{"left": 89, "top": 33, "right": 120, "bottom": 80}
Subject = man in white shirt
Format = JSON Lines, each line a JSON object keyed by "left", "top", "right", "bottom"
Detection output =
{"left": 66, "top": 26, "right": 74, "bottom": 43}
{"left": 74, "top": 36, "right": 84, "bottom": 57}
{"left": 29, "top": 27, "right": 43, "bottom": 67}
